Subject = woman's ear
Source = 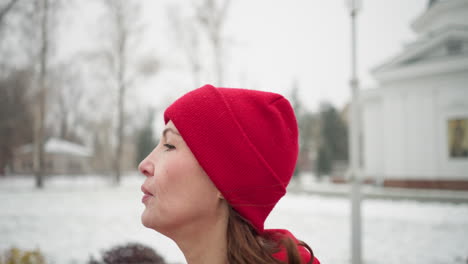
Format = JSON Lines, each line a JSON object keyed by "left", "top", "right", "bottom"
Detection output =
{"left": 217, "top": 192, "right": 225, "bottom": 200}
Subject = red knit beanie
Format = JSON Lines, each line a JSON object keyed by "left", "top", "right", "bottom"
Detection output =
{"left": 164, "top": 84, "right": 299, "bottom": 233}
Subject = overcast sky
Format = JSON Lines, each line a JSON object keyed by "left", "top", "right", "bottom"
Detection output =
{"left": 142, "top": 0, "right": 428, "bottom": 112}
{"left": 59, "top": 0, "right": 428, "bottom": 114}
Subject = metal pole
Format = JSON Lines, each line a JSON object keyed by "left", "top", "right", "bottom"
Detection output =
{"left": 349, "top": 2, "right": 362, "bottom": 264}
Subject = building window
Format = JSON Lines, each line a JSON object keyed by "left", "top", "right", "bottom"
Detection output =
{"left": 448, "top": 118, "right": 468, "bottom": 158}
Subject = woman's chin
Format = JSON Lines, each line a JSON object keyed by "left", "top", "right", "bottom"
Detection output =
{"left": 141, "top": 210, "right": 165, "bottom": 231}
{"left": 141, "top": 210, "right": 152, "bottom": 228}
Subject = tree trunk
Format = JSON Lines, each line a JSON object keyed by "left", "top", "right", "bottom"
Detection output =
{"left": 114, "top": 5, "right": 126, "bottom": 185}
{"left": 34, "top": 0, "right": 48, "bottom": 188}
{"left": 115, "top": 77, "right": 124, "bottom": 185}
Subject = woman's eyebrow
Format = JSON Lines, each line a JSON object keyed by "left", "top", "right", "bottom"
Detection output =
{"left": 162, "top": 128, "right": 181, "bottom": 140}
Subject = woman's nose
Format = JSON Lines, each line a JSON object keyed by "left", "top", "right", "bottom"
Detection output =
{"left": 138, "top": 158, "right": 154, "bottom": 177}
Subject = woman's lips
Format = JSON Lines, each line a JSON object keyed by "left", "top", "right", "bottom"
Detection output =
{"left": 142, "top": 194, "right": 152, "bottom": 203}
{"left": 141, "top": 185, "right": 153, "bottom": 203}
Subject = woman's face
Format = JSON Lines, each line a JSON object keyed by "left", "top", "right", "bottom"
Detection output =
{"left": 139, "top": 121, "right": 222, "bottom": 235}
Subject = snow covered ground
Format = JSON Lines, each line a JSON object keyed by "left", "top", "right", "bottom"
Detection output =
{"left": 1, "top": 174, "right": 467, "bottom": 264}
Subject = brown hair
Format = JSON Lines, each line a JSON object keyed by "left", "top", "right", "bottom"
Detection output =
{"left": 226, "top": 207, "right": 314, "bottom": 264}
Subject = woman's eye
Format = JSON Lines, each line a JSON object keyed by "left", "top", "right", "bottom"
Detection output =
{"left": 163, "top": 143, "right": 175, "bottom": 151}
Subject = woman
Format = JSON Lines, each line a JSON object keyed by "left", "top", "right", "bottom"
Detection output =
{"left": 139, "top": 84, "right": 320, "bottom": 264}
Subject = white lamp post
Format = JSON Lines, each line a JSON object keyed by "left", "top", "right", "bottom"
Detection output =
{"left": 345, "top": 0, "right": 362, "bottom": 264}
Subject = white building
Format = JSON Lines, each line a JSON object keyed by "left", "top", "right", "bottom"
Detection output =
{"left": 13, "top": 138, "right": 93, "bottom": 175}
{"left": 361, "top": 0, "right": 468, "bottom": 189}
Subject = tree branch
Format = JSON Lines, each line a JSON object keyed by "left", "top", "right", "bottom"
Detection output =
{"left": 0, "top": 0, "right": 20, "bottom": 26}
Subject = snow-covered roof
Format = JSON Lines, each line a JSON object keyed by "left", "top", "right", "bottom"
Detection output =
{"left": 412, "top": 0, "right": 468, "bottom": 34}
{"left": 17, "top": 138, "right": 92, "bottom": 157}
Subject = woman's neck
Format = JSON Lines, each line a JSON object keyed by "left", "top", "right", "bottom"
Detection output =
{"left": 172, "top": 207, "right": 229, "bottom": 264}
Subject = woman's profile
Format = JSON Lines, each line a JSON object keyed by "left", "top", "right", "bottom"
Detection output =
{"left": 139, "top": 84, "right": 320, "bottom": 264}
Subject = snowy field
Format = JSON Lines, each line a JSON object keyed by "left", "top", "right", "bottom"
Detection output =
{"left": 1, "top": 174, "right": 468, "bottom": 264}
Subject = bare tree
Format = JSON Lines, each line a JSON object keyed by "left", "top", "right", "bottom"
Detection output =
{"left": 0, "top": 0, "right": 20, "bottom": 28}
{"left": 31, "top": 0, "right": 51, "bottom": 188}
{"left": 0, "top": 0, "right": 34, "bottom": 74}
{"left": 195, "top": 0, "right": 231, "bottom": 85}
{"left": 165, "top": 0, "right": 231, "bottom": 86}
{"left": 0, "top": 0, "right": 48, "bottom": 184}
{"left": 0, "top": 69, "right": 34, "bottom": 175}
{"left": 47, "top": 60, "right": 85, "bottom": 142}
{"left": 1, "top": 0, "right": 83, "bottom": 184}
{"left": 167, "top": 5, "right": 202, "bottom": 87}
{"left": 99, "top": 0, "right": 153, "bottom": 184}
{"left": 29, "top": 0, "right": 62, "bottom": 188}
